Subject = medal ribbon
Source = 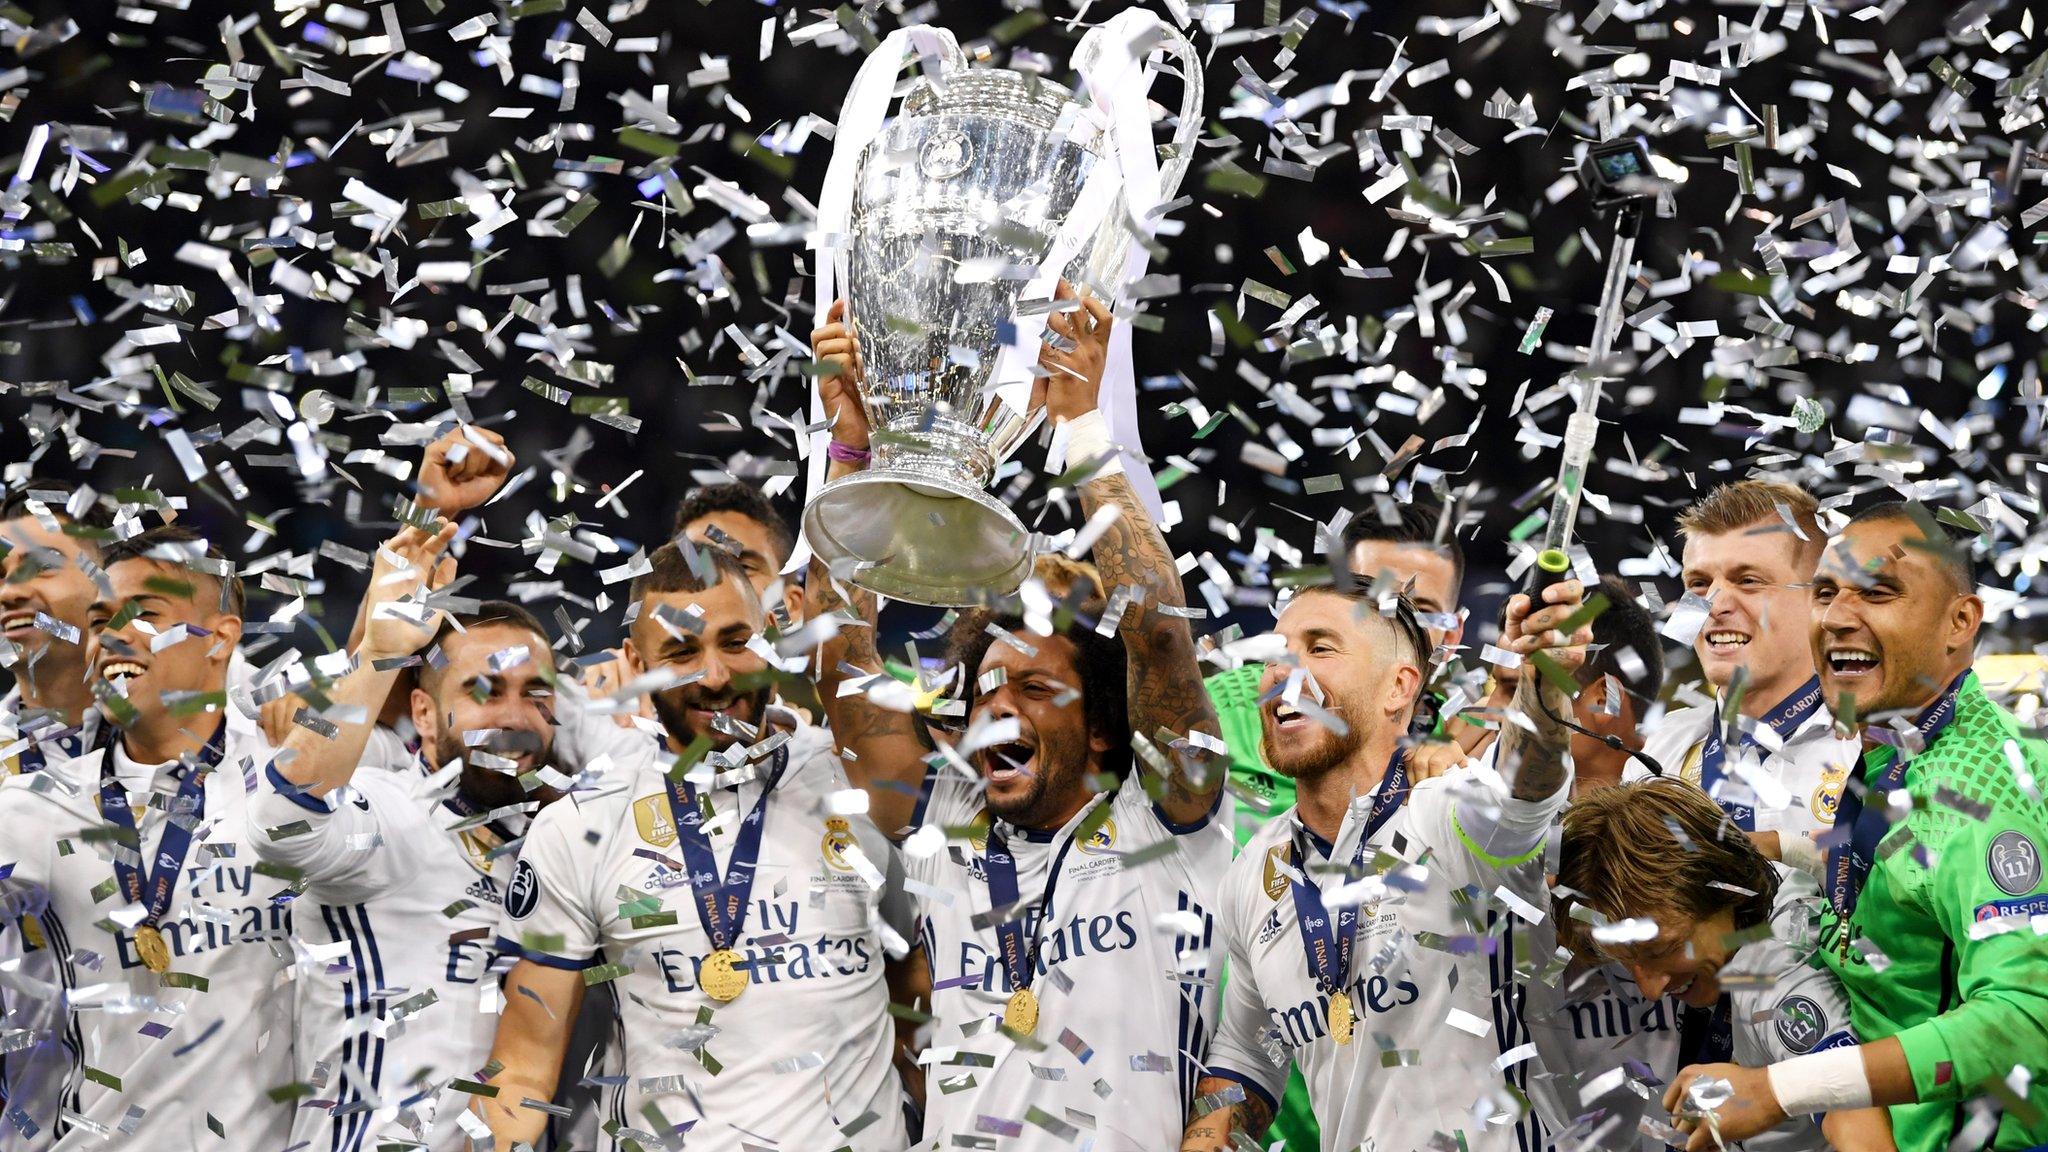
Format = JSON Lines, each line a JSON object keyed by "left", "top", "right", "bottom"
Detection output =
{"left": 1825, "top": 671, "right": 1969, "bottom": 925}
{"left": 666, "top": 745, "right": 788, "bottom": 951}
{"left": 1288, "top": 750, "right": 1409, "bottom": 996}
{"left": 96, "top": 722, "right": 227, "bottom": 930}
{"left": 1698, "top": 676, "right": 1824, "bottom": 830}
{"left": 983, "top": 793, "right": 1109, "bottom": 997}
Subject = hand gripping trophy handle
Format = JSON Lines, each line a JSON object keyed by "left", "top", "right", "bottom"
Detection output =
{"left": 803, "top": 16, "right": 1202, "bottom": 608}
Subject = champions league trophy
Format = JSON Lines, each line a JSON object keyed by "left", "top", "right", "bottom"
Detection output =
{"left": 803, "top": 13, "right": 1203, "bottom": 606}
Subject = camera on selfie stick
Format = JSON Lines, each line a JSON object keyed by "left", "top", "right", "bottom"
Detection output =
{"left": 1528, "top": 136, "right": 1658, "bottom": 597}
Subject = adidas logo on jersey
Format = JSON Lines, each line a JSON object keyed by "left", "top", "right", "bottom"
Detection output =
{"left": 465, "top": 875, "right": 502, "bottom": 904}
{"left": 1256, "top": 906, "right": 1287, "bottom": 946}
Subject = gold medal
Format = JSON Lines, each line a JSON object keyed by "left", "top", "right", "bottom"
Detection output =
{"left": 134, "top": 925, "right": 172, "bottom": 974}
{"left": 1002, "top": 988, "right": 1039, "bottom": 1036}
{"left": 1328, "top": 988, "right": 1355, "bottom": 1046}
{"left": 700, "top": 948, "right": 750, "bottom": 1002}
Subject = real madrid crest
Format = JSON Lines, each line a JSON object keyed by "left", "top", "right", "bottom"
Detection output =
{"left": 1262, "top": 844, "right": 1290, "bottom": 902}
{"left": 633, "top": 794, "right": 679, "bottom": 849}
{"left": 1078, "top": 817, "right": 1117, "bottom": 855}
{"left": 1811, "top": 764, "right": 1850, "bottom": 824}
{"left": 822, "top": 816, "right": 858, "bottom": 872}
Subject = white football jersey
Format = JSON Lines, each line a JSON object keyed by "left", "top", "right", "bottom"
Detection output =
{"left": 0, "top": 706, "right": 295, "bottom": 1150}
{"left": 905, "top": 769, "right": 1232, "bottom": 1152}
{"left": 1630, "top": 689, "right": 1857, "bottom": 843}
{"left": 1526, "top": 866, "right": 1858, "bottom": 1152}
{"left": 1, "top": 689, "right": 100, "bottom": 1152}
{"left": 1207, "top": 755, "right": 1569, "bottom": 1152}
{"left": 497, "top": 722, "right": 906, "bottom": 1152}
{"left": 249, "top": 755, "right": 520, "bottom": 1152}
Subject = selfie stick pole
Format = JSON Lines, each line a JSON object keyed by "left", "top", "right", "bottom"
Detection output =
{"left": 1529, "top": 194, "right": 1648, "bottom": 594}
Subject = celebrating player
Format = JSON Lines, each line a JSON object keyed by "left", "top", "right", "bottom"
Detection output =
{"left": 252, "top": 522, "right": 562, "bottom": 1151}
{"left": 0, "top": 486, "right": 114, "bottom": 1151}
{"left": 1635, "top": 480, "right": 1857, "bottom": 863}
{"left": 807, "top": 285, "right": 1230, "bottom": 1151}
{"left": 1539, "top": 778, "right": 1894, "bottom": 1150}
{"left": 1, "top": 487, "right": 113, "bottom": 768}
{"left": 1185, "top": 575, "right": 1588, "bottom": 1152}
{"left": 0, "top": 525, "right": 293, "bottom": 1148}
{"left": 482, "top": 541, "right": 906, "bottom": 1151}
{"left": 1667, "top": 501, "right": 2048, "bottom": 1151}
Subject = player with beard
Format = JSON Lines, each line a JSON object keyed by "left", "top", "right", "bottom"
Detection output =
{"left": 0, "top": 524, "right": 294, "bottom": 1149}
{"left": 250, "top": 522, "right": 563, "bottom": 1151}
{"left": 1630, "top": 481, "right": 1858, "bottom": 865}
{"left": 1185, "top": 575, "right": 1587, "bottom": 1152}
{"left": 482, "top": 541, "right": 905, "bottom": 1152}
{"left": 1666, "top": 502, "right": 2048, "bottom": 1152}
{"left": 805, "top": 285, "right": 1228, "bottom": 1152}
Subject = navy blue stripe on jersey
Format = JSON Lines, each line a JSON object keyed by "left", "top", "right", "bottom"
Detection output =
{"left": 321, "top": 904, "right": 359, "bottom": 1152}
{"left": 39, "top": 910, "right": 85, "bottom": 1142}
{"left": 493, "top": 934, "right": 600, "bottom": 971}
{"left": 325, "top": 903, "right": 389, "bottom": 1152}
{"left": 263, "top": 761, "right": 331, "bottom": 814}
{"left": 1484, "top": 909, "right": 1544, "bottom": 1152}
{"left": 1173, "top": 889, "right": 1214, "bottom": 1120}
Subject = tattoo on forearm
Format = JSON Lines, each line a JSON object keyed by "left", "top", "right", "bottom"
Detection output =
{"left": 1079, "top": 472, "right": 1221, "bottom": 810}
{"left": 1504, "top": 671, "right": 1571, "bottom": 801}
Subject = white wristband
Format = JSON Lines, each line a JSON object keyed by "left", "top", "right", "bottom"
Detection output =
{"left": 1766, "top": 1047, "right": 1873, "bottom": 1116}
{"left": 1059, "top": 409, "right": 1123, "bottom": 478}
{"left": 1778, "top": 829, "right": 1826, "bottom": 878}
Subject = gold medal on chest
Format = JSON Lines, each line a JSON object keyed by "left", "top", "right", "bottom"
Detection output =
{"left": 1003, "top": 987, "right": 1039, "bottom": 1036}
{"left": 1328, "top": 988, "right": 1355, "bottom": 1046}
{"left": 134, "top": 924, "right": 172, "bottom": 974}
{"left": 700, "top": 948, "right": 750, "bottom": 1002}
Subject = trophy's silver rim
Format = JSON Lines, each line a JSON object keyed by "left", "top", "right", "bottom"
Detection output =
{"left": 804, "top": 470, "right": 1035, "bottom": 608}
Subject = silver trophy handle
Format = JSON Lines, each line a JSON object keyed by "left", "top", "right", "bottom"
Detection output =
{"left": 1073, "top": 17, "right": 1205, "bottom": 201}
{"left": 1149, "top": 24, "right": 1204, "bottom": 201}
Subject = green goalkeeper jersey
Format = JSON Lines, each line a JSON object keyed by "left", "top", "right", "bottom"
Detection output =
{"left": 1818, "top": 671, "right": 2048, "bottom": 1152}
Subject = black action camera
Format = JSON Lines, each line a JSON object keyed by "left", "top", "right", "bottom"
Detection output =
{"left": 1580, "top": 137, "right": 1657, "bottom": 210}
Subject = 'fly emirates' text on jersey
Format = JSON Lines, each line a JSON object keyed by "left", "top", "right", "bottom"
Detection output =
{"left": 250, "top": 749, "right": 517, "bottom": 1152}
{"left": 1526, "top": 865, "right": 1859, "bottom": 1152}
{"left": 0, "top": 706, "right": 294, "bottom": 1150}
{"left": 498, "top": 722, "right": 906, "bottom": 1152}
{"left": 907, "top": 765, "right": 1232, "bottom": 1152}
{"left": 1207, "top": 755, "right": 1568, "bottom": 1152}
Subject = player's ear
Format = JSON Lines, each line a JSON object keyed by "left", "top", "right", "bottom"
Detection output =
{"left": 1948, "top": 594, "right": 1983, "bottom": 657}
{"left": 1385, "top": 661, "right": 1423, "bottom": 719}
{"left": 621, "top": 636, "right": 645, "bottom": 676}
{"left": 410, "top": 686, "right": 439, "bottom": 754}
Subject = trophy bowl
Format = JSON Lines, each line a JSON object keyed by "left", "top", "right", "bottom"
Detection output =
{"left": 806, "top": 26, "right": 1201, "bottom": 607}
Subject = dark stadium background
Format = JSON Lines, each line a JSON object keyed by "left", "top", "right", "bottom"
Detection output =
{"left": 0, "top": 0, "right": 2033, "bottom": 671}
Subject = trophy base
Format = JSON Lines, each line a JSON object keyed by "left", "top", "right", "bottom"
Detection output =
{"left": 804, "top": 470, "right": 1034, "bottom": 607}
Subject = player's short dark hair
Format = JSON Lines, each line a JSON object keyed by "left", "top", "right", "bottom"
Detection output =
{"left": 1846, "top": 500, "right": 1975, "bottom": 596}
{"left": 945, "top": 603, "right": 1134, "bottom": 784}
{"left": 671, "top": 482, "right": 795, "bottom": 567}
{"left": 629, "top": 540, "right": 756, "bottom": 606}
{"left": 419, "top": 600, "right": 551, "bottom": 698}
{"left": 1576, "top": 575, "right": 1664, "bottom": 708}
{"left": 1337, "top": 499, "right": 1465, "bottom": 604}
{"left": 1, "top": 482, "right": 116, "bottom": 536}
{"left": 1297, "top": 579, "right": 1432, "bottom": 672}
{"left": 98, "top": 525, "right": 245, "bottom": 619}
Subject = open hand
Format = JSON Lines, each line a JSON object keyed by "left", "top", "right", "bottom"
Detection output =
{"left": 360, "top": 522, "right": 458, "bottom": 662}
{"left": 1032, "top": 280, "right": 1114, "bottom": 424}
{"left": 812, "top": 298, "right": 869, "bottom": 452}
